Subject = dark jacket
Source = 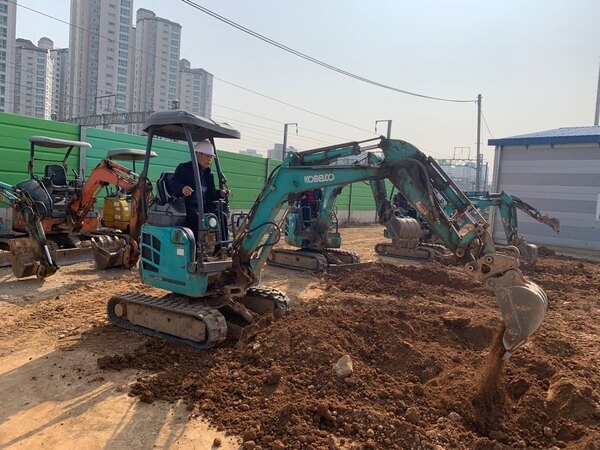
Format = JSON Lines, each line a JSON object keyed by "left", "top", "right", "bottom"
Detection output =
{"left": 171, "top": 161, "right": 220, "bottom": 213}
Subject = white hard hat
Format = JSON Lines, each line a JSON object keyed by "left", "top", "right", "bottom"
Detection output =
{"left": 194, "top": 140, "right": 214, "bottom": 156}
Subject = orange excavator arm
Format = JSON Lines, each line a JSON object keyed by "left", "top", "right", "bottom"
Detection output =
{"left": 86, "top": 163, "right": 152, "bottom": 270}
{"left": 69, "top": 159, "right": 138, "bottom": 231}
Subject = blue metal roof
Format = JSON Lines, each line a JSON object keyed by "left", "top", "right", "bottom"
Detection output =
{"left": 488, "top": 126, "right": 600, "bottom": 147}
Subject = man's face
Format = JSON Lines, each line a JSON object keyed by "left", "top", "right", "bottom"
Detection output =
{"left": 195, "top": 152, "right": 214, "bottom": 169}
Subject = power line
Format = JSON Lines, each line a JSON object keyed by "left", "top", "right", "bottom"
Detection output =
{"left": 215, "top": 78, "right": 375, "bottom": 135}
{"left": 182, "top": 0, "right": 476, "bottom": 104}
{"left": 10, "top": 0, "right": 379, "bottom": 139}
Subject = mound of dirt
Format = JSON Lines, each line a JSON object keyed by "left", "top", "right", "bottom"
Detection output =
{"left": 97, "top": 260, "right": 600, "bottom": 449}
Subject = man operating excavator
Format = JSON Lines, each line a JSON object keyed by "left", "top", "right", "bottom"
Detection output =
{"left": 171, "top": 139, "right": 230, "bottom": 247}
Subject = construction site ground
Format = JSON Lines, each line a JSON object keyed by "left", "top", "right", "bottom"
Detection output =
{"left": 0, "top": 223, "right": 598, "bottom": 450}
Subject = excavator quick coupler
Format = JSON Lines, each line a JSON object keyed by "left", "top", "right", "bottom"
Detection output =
{"left": 466, "top": 251, "right": 548, "bottom": 358}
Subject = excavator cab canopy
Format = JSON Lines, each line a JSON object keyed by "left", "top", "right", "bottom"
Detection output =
{"left": 27, "top": 136, "right": 91, "bottom": 179}
{"left": 142, "top": 110, "right": 240, "bottom": 142}
{"left": 107, "top": 148, "right": 157, "bottom": 174}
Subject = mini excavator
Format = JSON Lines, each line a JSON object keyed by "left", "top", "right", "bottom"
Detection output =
{"left": 4, "top": 136, "right": 150, "bottom": 275}
{"left": 461, "top": 191, "right": 560, "bottom": 266}
{"left": 266, "top": 186, "right": 360, "bottom": 272}
{"left": 0, "top": 181, "right": 58, "bottom": 279}
{"left": 102, "top": 110, "right": 548, "bottom": 357}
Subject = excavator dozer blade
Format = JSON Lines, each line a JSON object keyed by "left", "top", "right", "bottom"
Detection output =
{"left": 91, "top": 235, "right": 127, "bottom": 269}
{"left": 8, "top": 237, "right": 42, "bottom": 278}
{"left": 517, "top": 241, "right": 538, "bottom": 266}
{"left": 487, "top": 269, "right": 548, "bottom": 356}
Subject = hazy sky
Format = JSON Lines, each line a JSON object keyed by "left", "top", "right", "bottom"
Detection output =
{"left": 14, "top": 0, "right": 600, "bottom": 166}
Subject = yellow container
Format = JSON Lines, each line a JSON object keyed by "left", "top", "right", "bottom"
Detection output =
{"left": 102, "top": 196, "right": 131, "bottom": 231}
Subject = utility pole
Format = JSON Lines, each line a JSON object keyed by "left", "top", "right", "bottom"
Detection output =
{"left": 282, "top": 122, "right": 298, "bottom": 160}
{"left": 475, "top": 94, "right": 482, "bottom": 190}
{"left": 375, "top": 120, "right": 393, "bottom": 139}
{"left": 94, "top": 93, "right": 116, "bottom": 115}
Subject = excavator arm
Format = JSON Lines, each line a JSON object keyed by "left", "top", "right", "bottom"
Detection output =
{"left": 231, "top": 137, "right": 548, "bottom": 356}
{"left": 69, "top": 159, "right": 139, "bottom": 231}
{"left": 80, "top": 159, "right": 152, "bottom": 269}
{"left": 464, "top": 190, "right": 560, "bottom": 265}
{"left": 0, "top": 181, "right": 59, "bottom": 279}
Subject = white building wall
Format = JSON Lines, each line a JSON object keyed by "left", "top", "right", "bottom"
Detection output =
{"left": 179, "top": 59, "right": 212, "bottom": 118}
{"left": 491, "top": 141, "right": 600, "bottom": 255}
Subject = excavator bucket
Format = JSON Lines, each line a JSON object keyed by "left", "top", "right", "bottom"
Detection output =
{"left": 91, "top": 235, "right": 127, "bottom": 269}
{"left": 540, "top": 216, "right": 561, "bottom": 234}
{"left": 517, "top": 241, "right": 538, "bottom": 266}
{"left": 486, "top": 269, "right": 548, "bottom": 356}
{"left": 8, "top": 237, "right": 58, "bottom": 279}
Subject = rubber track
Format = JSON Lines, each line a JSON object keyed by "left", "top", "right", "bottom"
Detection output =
{"left": 107, "top": 292, "right": 228, "bottom": 349}
{"left": 323, "top": 248, "right": 360, "bottom": 265}
{"left": 267, "top": 249, "right": 329, "bottom": 272}
{"left": 374, "top": 242, "right": 438, "bottom": 262}
{"left": 246, "top": 285, "right": 291, "bottom": 311}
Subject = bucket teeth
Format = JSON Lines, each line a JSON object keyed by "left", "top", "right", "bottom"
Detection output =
{"left": 91, "top": 235, "right": 127, "bottom": 269}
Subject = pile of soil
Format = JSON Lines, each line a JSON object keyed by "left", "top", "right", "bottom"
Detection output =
{"left": 96, "top": 258, "right": 600, "bottom": 449}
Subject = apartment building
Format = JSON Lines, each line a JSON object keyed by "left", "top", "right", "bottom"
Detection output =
{"left": 13, "top": 37, "right": 53, "bottom": 119}
{"left": 131, "top": 8, "right": 181, "bottom": 134}
{"left": 179, "top": 58, "right": 212, "bottom": 118}
{"left": 68, "top": 0, "right": 133, "bottom": 132}
{"left": 0, "top": 0, "right": 16, "bottom": 112}
{"left": 50, "top": 47, "right": 69, "bottom": 121}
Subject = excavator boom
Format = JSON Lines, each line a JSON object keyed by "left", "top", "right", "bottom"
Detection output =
{"left": 464, "top": 190, "right": 560, "bottom": 266}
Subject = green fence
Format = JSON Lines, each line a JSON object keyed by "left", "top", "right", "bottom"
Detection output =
{"left": 0, "top": 113, "right": 379, "bottom": 216}
{"left": 0, "top": 112, "right": 81, "bottom": 186}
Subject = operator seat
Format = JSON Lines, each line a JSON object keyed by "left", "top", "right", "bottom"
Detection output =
{"left": 147, "top": 172, "right": 186, "bottom": 226}
{"left": 43, "top": 164, "right": 72, "bottom": 207}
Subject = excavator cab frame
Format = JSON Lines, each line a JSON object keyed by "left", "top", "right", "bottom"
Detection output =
{"left": 13, "top": 136, "right": 98, "bottom": 238}
{"left": 268, "top": 185, "right": 360, "bottom": 272}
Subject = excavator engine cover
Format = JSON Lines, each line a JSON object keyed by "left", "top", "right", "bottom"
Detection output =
{"left": 102, "top": 197, "right": 131, "bottom": 231}
{"left": 385, "top": 216, "right": 422, "bottom": 244}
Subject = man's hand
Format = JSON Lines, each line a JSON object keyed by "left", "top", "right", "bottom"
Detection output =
{"left": 182, "top": 185, "right": 194, "bottom": 196}
{"left": 220, "top": 189, "right": 230, "bottom": 198}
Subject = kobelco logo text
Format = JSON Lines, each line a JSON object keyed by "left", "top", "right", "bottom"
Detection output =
{"left": 303, "top": 173, "right": 335, "bottom": 183}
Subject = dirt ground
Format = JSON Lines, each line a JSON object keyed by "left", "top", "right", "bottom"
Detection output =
{"left": 0, "top": 223, "right": 599, "bottom": 450}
